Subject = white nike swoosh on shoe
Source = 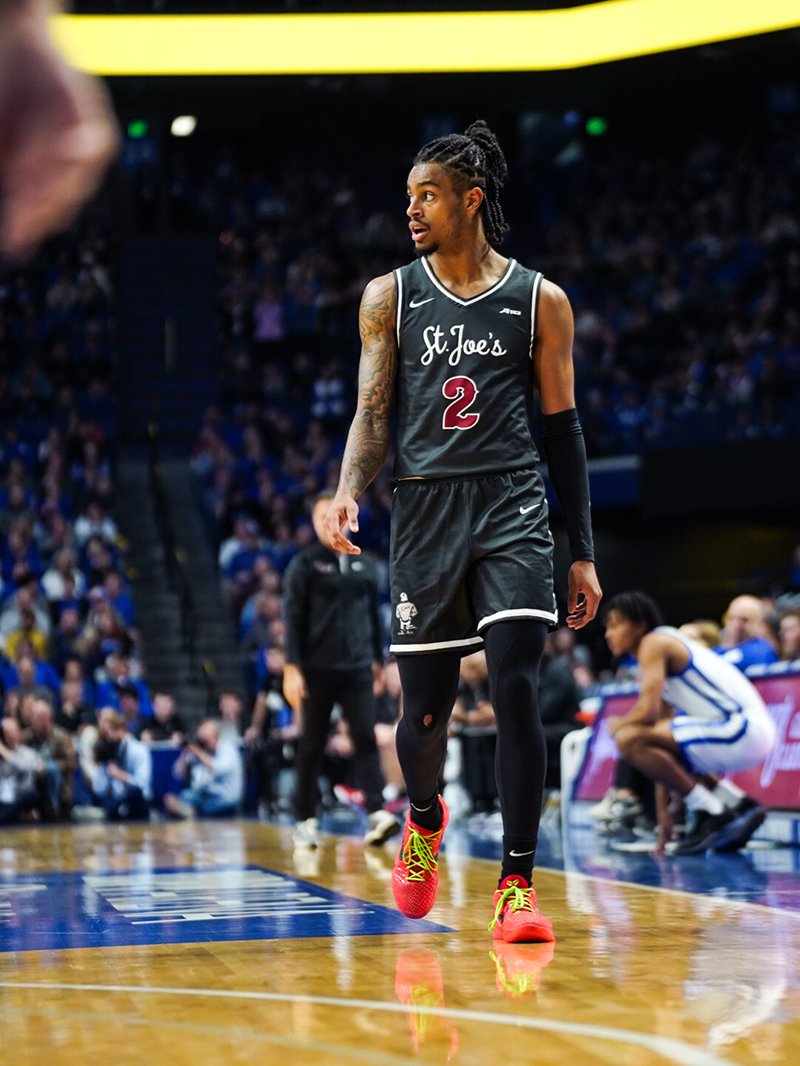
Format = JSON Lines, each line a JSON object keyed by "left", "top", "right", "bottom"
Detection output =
{"left": 409, "top": 296, "right": 435, "bottom": 307}
{"left": 519, "top": 504, "right": 541, "bottom": 514}
{"left": 508, "top": 849, "right": 534, "bottom": 857}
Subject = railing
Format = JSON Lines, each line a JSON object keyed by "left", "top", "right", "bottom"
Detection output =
{"left": 148, "top": 420, "right": 217, "bottom": 714}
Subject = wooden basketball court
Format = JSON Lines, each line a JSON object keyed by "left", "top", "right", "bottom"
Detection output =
{"left": 1, "top": 818, "right": 799, "bottom": 1065}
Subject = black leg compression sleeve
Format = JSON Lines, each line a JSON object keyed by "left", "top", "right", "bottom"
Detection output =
{"left": 483, "top": 620, "right": 548, "bottom": 881}
{"left": 395, "top": 650, "right": 462, "bottom": 831}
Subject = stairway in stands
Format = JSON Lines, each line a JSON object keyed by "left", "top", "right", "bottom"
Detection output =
{"left": 116, "top": 238, "right": 243, "bottom": 720}
{"left": 116, "top": 460, "right": 209, "bottom": 721}
{"left": 117, "top": 236, "right": 219, "bottom": 450}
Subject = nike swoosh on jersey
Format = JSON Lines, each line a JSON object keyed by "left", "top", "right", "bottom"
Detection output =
{"left": 519, "top": 504, "right": 542, "bottom": 514}
{"left": 409, "top": 296, "right": 435, "bottom": 308}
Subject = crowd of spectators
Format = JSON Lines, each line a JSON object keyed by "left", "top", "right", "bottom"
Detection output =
{"left": 0, "top": 202, "right": 222, "bottom": 824}
{"left": 180, "top": 119, "right": 800, "bottom": 821}
{"left": 187, "top": 119, "right": 800, "bottom": 703}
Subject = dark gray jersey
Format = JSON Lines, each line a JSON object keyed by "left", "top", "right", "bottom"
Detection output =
{"left": 393, "top": 256, "right": 543, "bottom": 479}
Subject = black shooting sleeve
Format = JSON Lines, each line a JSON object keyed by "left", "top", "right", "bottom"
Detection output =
{"left": 541, "top": 407, "right": 595, "bottom": 563}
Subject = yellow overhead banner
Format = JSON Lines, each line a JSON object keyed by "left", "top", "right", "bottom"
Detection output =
{"left": 51, "top": 1, "right": 800, "bottom": 76}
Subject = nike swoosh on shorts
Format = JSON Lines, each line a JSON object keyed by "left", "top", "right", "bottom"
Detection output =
{"left": 519, "top": 504, "right": 541, "bottom": 514}
{"left": 409, "top": 297, "right": 435, "bottom": 307}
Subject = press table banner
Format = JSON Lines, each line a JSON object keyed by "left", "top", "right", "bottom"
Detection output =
{"left": 574, "top": 664, "right": 800, "bottom": 809}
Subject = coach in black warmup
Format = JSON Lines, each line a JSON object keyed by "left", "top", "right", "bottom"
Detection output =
{"left": 283, "top": 490, "right": 399, "bottom": 849}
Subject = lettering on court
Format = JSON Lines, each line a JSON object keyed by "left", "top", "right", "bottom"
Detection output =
{"left": 0, "top": 866, "right": 449, "bottom": 951}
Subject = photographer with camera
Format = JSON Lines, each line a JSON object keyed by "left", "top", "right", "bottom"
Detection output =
{"left": 163, "top": 719, "right": 243, "bottom": 820}
{"left": 92, "top": 708, "right": 152, "bottom": 821}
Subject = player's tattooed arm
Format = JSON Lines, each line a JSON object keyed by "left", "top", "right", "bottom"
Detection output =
{"left": 340, "top": 272, "right": 398, "bottom": 497}
{"left": 324, "top": 273, "right": 397, "bottom": 554}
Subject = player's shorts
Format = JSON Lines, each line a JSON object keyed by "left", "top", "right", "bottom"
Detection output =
{"left": 388, "top": 467, "right": 557, "bottom": 655}
{"left": 670, "top": 705, "right": 776, "bottom": 775}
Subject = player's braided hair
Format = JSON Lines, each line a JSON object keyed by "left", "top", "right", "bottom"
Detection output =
{"left": 413, "top": 120, "right": 509, "bottom": 247}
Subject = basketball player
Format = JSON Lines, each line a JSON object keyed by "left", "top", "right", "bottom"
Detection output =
{"left": 324, "top": 121, "right": 601, "bottom": 943}
{"left": 604, "top": 591, "right": 775, "bottom": 855}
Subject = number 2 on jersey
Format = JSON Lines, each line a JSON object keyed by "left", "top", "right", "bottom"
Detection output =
{"left": 442, "top": 375, "right": 480, "bottom": 431}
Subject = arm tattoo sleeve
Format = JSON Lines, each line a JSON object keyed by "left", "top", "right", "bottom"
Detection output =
{"left": 339, "top": 273, "right": 398, "bottom": 498}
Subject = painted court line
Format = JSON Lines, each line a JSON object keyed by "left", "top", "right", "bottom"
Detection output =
{"left": 539, "top": 864, "right": 800, "bottom": 919}
{"left": 0, "top": 980, "right": 744, "bottom": 1066}
{"left": 0, "top": 1005, "right": 414, "bottom": 1066}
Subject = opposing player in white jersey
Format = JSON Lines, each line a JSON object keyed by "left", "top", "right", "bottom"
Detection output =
{"left": 604, "top": 591, "right": 776, "bottom": 854}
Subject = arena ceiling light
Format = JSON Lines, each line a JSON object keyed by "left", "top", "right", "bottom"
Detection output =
{"left": 170, "top": 115, "right": 197, "bottom": 137}
{"left": 51, "top": 1, "right": 800, "bottom": 76}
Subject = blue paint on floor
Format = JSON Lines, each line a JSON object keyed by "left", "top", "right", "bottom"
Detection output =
{"left": 0, "top": 865, "right": 450, "bottom": 952}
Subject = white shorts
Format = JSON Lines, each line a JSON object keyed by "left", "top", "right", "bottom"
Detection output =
{"left": 670, "top": 707, "right": 776, "bottom": 776}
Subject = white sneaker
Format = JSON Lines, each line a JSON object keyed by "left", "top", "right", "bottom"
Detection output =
{"left": 72, "top": 805, "right": 106, "bottom": 823}
{"left": 293, "top": 817, "right": 320, "bottom": 849}
{"left": 363, "top": 808, "right": 401, "bottom": 847}
{"left": 588, "top": 788, "right": 618, "bottom": 821}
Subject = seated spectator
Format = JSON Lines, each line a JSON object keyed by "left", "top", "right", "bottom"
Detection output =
{"left": 40, "top": 548, "right": 87, "bottom": 604}
{"left": 0, "top": 578, "right": 51, "bottom": 647}
{"left": 1, "top": 519, "right": 42, "bottom": 581}
{"left": 23, "top": 695, "right": 77, "bottom": 819}
{"left": 218, "top": 515, "right": 252, "bottom": 572}
{"left": 779, "top": 607, "right": 800, "bottom": 662}
{"left": 4, "top": 605, "right": 49, "bottom": 661}
{"left": 216, "top": 690, "right": 244, "bottom": 744}
{"left": 0, "top": 717, "right": 43, "bottom": 824}
{"left": 92, "top": 709, "right": 152, "bottom": 821}
{"left": 55, "top": 678, "right": 95, "bottom": 735}
{"left": 679, "top": 620, "right": 722, "bottom": 649}
{"left": 50, "top": 607, "right": 84, "bottom": 674}
{"left": 116, "top": 680, "right": 147, "bottom": 734}
{"left": 240, "top": 591, "right": 282, "bottom": 653}
{"left": 82, "top": 535, "right": 117, "bottom": 588}
{"left": 94, "top": 653, "right": 153, "bottom": 718}
{"left": 451, "top": 651, "right": 498, "bottom": 816}
{"left": 62, "top": 657, "right": 95, "bottom": 711}
{"left": 139, "top": 692, "right": 186, "bottom": 745}
{"left": 102, "top": 570, "right": 135, "bottom": 627}
{"left": 551, "top": 624, "right": 597, "bottom": 693}
{"left": 2, "top": 650, "right": 58, "bottom": 702}
{"left": 539, "top": 633, "right": 582, "bottom": 791}
{"left": 74, "top": 499, "right": 118, "bottom": 547}
{"left": 164, "top": 719, "right": 244, "bottom": 819}
{"left": 716, "top": 595, "right": 779, "bottom": 670}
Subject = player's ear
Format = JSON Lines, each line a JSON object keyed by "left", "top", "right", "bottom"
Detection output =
{"left": 465, "top": 185, "right": 483, "bottom": 217}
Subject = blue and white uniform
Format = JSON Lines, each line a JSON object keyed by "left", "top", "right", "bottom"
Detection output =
{"left": 657, "top": 627, "right": 776, "bottom": 774}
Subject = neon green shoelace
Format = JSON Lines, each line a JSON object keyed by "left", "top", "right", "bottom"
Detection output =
{"left": 401, "top": 827, "right": 440, "bottom": 882}
{"left": 488, "top": 885, "right": 534, "bottom": 932}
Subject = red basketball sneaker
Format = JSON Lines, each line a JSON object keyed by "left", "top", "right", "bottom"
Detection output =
{"left": 392, "top": 797, "right": 449, "bottom": 919}
{"left": 489, "top": 875, "right": 555, "bottom": 943}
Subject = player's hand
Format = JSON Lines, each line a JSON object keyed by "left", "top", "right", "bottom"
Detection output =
{"left": 322, "top": 491, "right": 361, "bottom": 555}
{"left": 566, "top": 560, "right": 602, "bottom": 629}
{"left": 0, "top": 4, "right": 119, "bottom": 260}
{"left": 282, "top": 663, "right": 308, "bottom": 714}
